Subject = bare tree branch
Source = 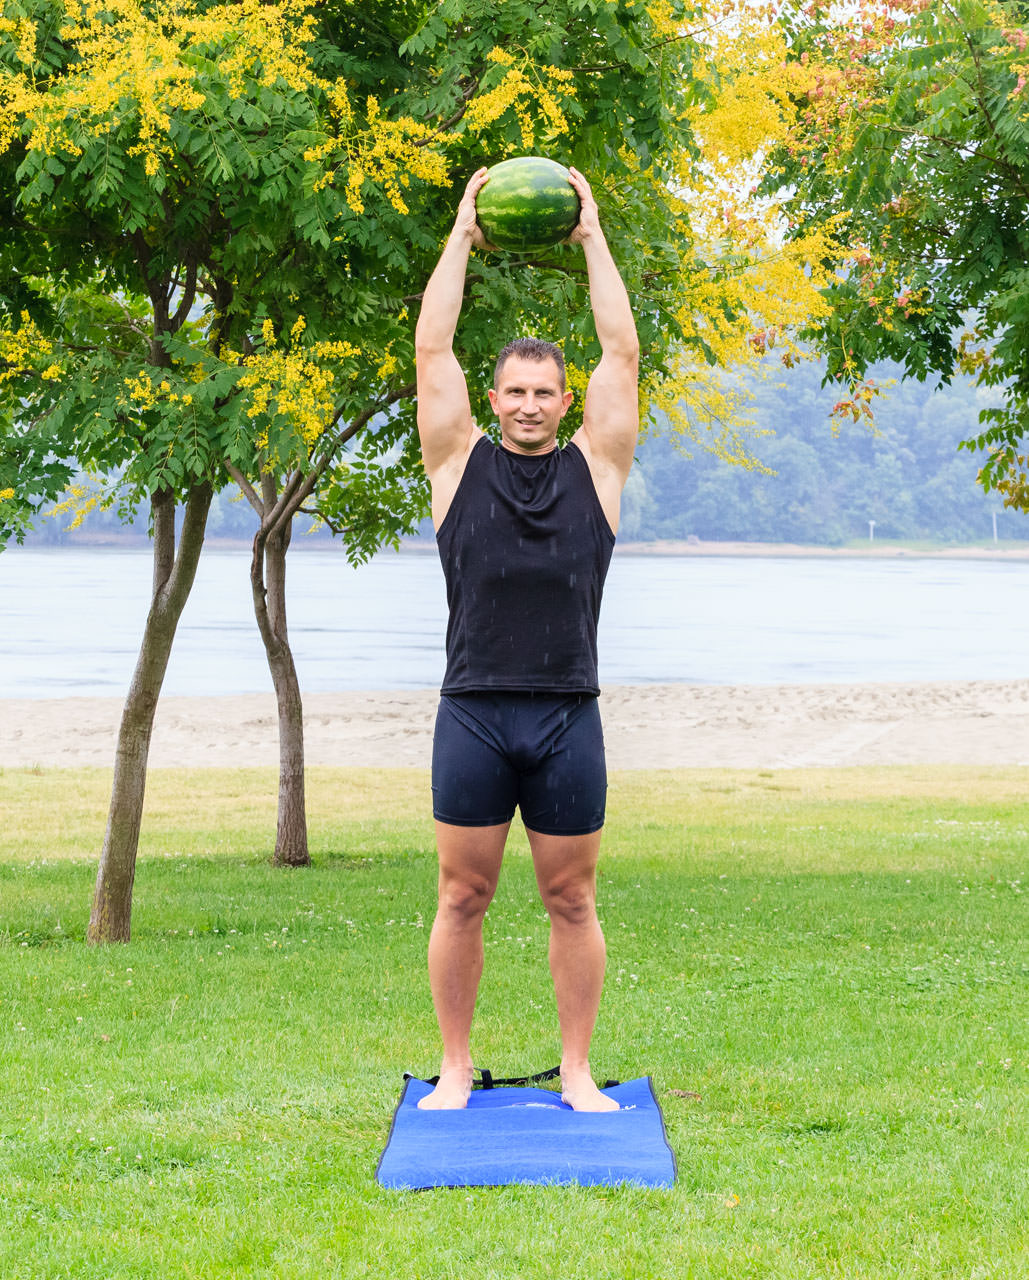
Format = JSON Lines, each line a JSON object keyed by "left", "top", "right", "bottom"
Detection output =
{"left": 413, "top": 75, "right": 481, "bottom": 147}
{"left": 225, "top": 461, "right": 264, "bottom": 515}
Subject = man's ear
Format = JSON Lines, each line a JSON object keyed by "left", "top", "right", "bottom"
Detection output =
{"left": 560, "top": 389, "right": 574, "bottom": 416}
{"left": 487, "top": 387, "right": 499, "bottom": 413}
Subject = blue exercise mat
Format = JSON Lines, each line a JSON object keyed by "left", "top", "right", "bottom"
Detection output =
{"left": 376, "top": 1076, "right": 676, "bottom": 1190}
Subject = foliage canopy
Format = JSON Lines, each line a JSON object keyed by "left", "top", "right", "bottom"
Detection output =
{"left": 772, "top": 0, "right": 1029, "bottom": 516}
{"left": 0, "top": 0, "right": 842, "bottom": 552}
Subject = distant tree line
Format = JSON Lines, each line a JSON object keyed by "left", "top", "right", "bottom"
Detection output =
{"left": 621, "top": 360, "right": 1020, "bottom": 545}
{"left": 27, "top": 358, "right": 1024, "bottom": 549}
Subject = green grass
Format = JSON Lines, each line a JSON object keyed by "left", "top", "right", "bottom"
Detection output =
{"left": 1, "top": 766, "right": 1027, "bottom": 1279}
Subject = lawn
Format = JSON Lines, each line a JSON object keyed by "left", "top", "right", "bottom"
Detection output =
{"left": 1, "top": 765, "right": 1026, "bottom": 1279}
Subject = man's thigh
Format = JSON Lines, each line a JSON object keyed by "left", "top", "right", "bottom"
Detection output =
{"left": 431, "top": 696, "right": 519, "bottom": 828}
{"left": 525, "top": 826, "right": 603, "bottom": 901}
{"left": 518, "top": 696, "right": 607, "bottom": 837}
{"left": 434, "top": 819, "right": 511, "bottom": 889}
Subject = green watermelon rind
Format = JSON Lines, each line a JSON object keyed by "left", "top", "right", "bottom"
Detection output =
{"left": 475, "top": 156, "right": 580, "bottom": 253}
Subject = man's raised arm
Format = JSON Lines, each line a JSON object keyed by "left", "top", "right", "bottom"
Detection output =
{"left": 415, "top": 168, "right": 490, "bottom": 482}
{"left": 568, "top": 168, "right": 640, "bottom": 491}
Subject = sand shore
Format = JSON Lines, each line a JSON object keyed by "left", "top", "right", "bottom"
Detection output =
{"left": 3, "top": 680, "right": 1029, "bottom": 770}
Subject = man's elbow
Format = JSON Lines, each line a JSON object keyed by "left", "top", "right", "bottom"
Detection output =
{"left": 607, "top": 339, "right": 640, "bottom": 370}
{"left": 414, "top": 325, "right": 452, "bottom": 360}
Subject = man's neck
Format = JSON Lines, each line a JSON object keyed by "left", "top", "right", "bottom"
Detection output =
{"left": 499, "top": 439, "right": 558, "bottom": 456}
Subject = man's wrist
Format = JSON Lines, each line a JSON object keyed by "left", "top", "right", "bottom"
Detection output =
{"left": 448, "top": 221, "right": 478, "bottom": 252}
{"left": 577, "top": 227, "right": 610, "bottom": 255}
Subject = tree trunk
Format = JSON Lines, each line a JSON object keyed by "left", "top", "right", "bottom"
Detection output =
{"left": 251, "top": 511, "right": 310, "bottom": 868}
{"left": 87, "top": 482, "right": 213, "bottom": 944}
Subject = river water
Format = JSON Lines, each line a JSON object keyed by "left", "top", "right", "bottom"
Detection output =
{"left": 1, "top": 547, "right": 1027, "bottom": 698}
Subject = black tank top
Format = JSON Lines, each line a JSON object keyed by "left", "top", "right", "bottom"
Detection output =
{"left": 436, "top": 437, "right": 615, "bottom": 694}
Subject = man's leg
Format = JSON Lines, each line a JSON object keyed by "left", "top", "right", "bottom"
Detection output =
{"left": 526, "top": 827, "right": 619, "bottom": 1112}
{"left": 418, "top": 819, "right": 510, "bottom": 1110}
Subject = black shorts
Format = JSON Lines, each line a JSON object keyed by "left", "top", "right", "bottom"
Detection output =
{"left": 431, "top": 692, "right": 607, "bottom": 836}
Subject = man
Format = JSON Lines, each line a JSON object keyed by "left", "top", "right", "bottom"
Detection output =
{"left": 414, "top": 165, "right": 638, "bottom": 1112}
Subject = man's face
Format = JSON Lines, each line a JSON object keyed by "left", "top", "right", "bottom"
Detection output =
{"left": 488, "top": 355, "right": 574, "bottom": 454}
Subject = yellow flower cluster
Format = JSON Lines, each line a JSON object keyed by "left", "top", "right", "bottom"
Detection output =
{"left": 0, "top": 77, "right": 21, "bottom": 155}
{"left": 310, "top": 99, "right": 450, "bottom": 213}
{"left": 645, "top": 0, "right": 681, "bottom": 40}
{"left": 648, "top": 208, "right": 838, "bottom": 461}
{"left": 120, "top": 366, "right": 199, "bottom": 410}
{"left": 121, "top": 370, "right": 159, "bottom": 410}
{"left": 238, "top": 323, "right": 361, "bottom": 455}
{"left": 0, "top": 313, "right": 60, "bottom": 384}
{"left": 0, "top": 486, "right": 15, "bottom": 501}
{"left": 195, "top": 0, "right": 320, "bottom": 97}
{"left": 0, "top": 14, "right": 37, "bottom": 66}
{"left": 463, "top": 56, "right": 575, "bottom": 152}
{"left": 46, "top": 480, "right": 105, "bottom": 531}
{"left": 562, "top": 358, "right": 589, "bottom": 406}
{"left": 1, "top": 0, "right": 326, "bottom": 178}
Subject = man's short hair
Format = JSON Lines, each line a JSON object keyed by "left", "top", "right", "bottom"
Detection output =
{"left": 493, "top": 338, "right": 566, "bottom": 391}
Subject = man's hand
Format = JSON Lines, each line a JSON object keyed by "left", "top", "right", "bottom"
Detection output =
{"left": 452, "top": 167, "right": 494, "bottom": 249}
{"left": 566, "top": 167, "right": 602, "bottom": 246}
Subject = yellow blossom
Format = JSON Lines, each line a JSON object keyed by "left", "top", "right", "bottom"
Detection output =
{"left": 46, "top": 480, "right": 106, "bottom": 532}
{"left": 2, "top": 0, "right": 328, "bottom": 179}
{"left": 121, "top": 370, "right": 158, "bottom": 409}
{"left": 631, "top": 6, "right": 845, "bottom": 460}
{"left": 0, "top": 15, "right": 37, "bottom": 66}
{"left": 463, "top": 59, "right": 575, "bottom": 151}
{"left": 0, "top": 314, "right": 55, "bottom": 384}
{"left": 237, "top": 329, "right": 362, "bottom": 458}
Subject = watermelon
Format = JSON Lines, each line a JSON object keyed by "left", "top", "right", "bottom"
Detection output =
{"left": 475, "top": 156, "right": 580, "bottom": 253}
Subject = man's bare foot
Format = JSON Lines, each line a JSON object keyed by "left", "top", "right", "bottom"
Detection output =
{"left": 417, "top": 1065, "right": 474, "bottom": 1110}
{"left": 560, "top": 1066, "right": 619, "bottom": 1112}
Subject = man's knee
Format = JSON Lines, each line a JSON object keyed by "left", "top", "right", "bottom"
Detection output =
{"left": 540, "top": 876, "right": 596, "bottom": 927}
{"left": 437, "top": 870, "right": 497, "bottom": 922}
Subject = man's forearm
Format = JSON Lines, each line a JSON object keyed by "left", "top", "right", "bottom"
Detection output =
{"left": 582, "top": 233, "right": 638, "bottom": 359}
{"left": 415, "top": 229, "right": 475, "bottom": 355}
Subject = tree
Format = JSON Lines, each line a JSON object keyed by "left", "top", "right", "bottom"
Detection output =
{"left": 0, "top": 0, "right": 431, "bottom": 935}
{"left": 1, "top": 0, "right": 841, "bottom": 940}
{"left": 770, "top": 0, "right": 1029, "bottom": 520}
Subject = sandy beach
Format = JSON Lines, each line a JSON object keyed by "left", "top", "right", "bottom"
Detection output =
{"left": 3, "top": 679, "right": 1029, "bottom": 770}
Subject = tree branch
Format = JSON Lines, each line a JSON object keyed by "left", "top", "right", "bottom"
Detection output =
{"left": 225, "top": 461, "right": 265, "bottom": 516}
{"left": 169, "top": 259, "right": 199, "bottom": 332}
{"left": 266, "top": 381, "right": 416, "bottom": 539}
{"left": 413, "top": 74, "right": 480, "bottom": 147}
{"left": 567, "top": 24, "right": 718, "bottom": 74}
